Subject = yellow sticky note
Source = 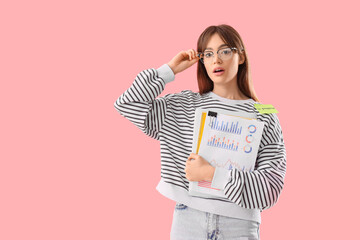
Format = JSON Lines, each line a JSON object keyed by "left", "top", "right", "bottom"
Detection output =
{"left": 254, "top": 104, "right": 279, "bottom": 114}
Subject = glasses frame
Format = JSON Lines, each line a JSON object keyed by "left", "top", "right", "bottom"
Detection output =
{"left": 197, "top": 47, "right": 243, "bottom": 64}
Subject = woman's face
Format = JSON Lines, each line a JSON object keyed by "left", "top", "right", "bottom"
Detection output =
{"left": 203, "top": 33, "right": 243, "bottom": 85}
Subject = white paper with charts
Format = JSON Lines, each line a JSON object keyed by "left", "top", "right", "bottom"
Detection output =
{"left": 189, "top": 108, "right": 265, "bottom": 199}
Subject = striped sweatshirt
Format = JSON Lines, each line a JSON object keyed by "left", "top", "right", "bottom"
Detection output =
{"left": 114, "top": 63, "right": 286, "bottom": 224}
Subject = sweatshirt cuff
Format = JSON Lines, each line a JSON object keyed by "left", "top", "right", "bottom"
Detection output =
{"left": 211, "top": 167, "right": 231, "bottom": 190}
{"left": 156, "top": 63, "right": 175, "bottom": 84}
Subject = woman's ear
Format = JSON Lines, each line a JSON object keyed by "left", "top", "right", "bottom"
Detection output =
{"left": 238, "top": 53, "right": 245, "bottom": 65}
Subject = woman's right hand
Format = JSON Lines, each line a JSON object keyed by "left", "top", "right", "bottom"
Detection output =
{"left": 167, "top": 49, "right": 200, "bottom": 75}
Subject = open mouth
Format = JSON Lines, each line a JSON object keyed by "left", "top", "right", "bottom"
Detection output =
{"left": 213, "top": 68, "right": 225, "bottom": 73}
{"left": 213, "top": 68, "right": 225, "bottom": 75}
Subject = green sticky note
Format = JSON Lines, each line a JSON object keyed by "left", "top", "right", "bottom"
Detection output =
{"left": 254, "top": 104, "right": 279, "bottom": 114}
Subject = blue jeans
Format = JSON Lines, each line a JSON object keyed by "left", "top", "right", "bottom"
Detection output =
{"left": 170, "top": 203, "right": 260, "bottom": 240}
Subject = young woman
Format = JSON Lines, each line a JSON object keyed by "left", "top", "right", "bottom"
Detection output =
{"left": 114, "top": 24, "right": 286, "bottom": 240}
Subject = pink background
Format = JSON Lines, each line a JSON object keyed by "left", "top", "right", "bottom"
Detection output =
{"left": 1, "top": 0, "right": 359, "bottom": 239}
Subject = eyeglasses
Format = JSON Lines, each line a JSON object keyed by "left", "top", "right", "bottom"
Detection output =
{"left": 197, "top": 47, "right": 243, "bottom": 64}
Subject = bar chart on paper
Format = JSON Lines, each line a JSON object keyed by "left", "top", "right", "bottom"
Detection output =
{"left": 210, "top": 118, "right": 244, "bottom": 135}
{"left": 207, "top": 135, "right": 240, "bottom": 151}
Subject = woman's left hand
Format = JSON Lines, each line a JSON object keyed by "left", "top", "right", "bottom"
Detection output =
{"left": 185, "top": 153, "right": 215, "bottom": 182}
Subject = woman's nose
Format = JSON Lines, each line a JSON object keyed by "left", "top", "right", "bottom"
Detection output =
{"left": 212, "top": 53, "right": 222, "bottom": 64}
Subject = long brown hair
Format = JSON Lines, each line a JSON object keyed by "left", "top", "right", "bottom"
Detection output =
{"left": 196, "top": 24, "right": 260, "bottom": 102}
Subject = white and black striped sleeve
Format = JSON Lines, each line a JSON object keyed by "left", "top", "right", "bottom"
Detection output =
{"left": 113, "top": 64, "right": 175, "bottom": 140}
{"left": 223, "top": 113, "right": 287, "bottom": 211}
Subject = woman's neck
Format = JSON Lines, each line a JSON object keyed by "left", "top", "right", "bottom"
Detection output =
{"left": 212, "top": 83, "right": 249, "bottom": 100}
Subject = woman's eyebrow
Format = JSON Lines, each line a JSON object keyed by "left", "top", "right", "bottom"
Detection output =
{"left": 204, "top": 44, "right": 229, "bottom": 51}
